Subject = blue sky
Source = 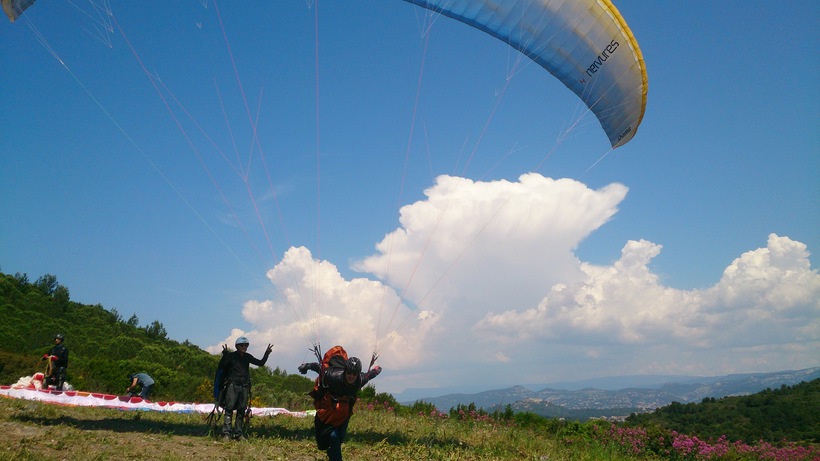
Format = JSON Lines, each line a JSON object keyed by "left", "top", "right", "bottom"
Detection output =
{"left": 1, "top": 1, "right": 818, "bottom": 396}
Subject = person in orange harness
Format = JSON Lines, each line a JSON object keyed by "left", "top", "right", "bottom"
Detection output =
{"left": 299, "top": 354, "right": 382, "bottom": 461}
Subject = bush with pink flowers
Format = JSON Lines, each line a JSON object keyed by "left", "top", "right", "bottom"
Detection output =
{"left": 591, "top": 422, "right": 819, "bottom": 460}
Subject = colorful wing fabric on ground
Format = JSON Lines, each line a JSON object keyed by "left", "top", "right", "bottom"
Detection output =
{"left": 1, "top": 380, "right": 310, "bottom": 417}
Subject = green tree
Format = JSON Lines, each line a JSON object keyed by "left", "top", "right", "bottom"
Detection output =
{"left": 34, "top": 274, "right": 59, "bottom": 296}
{"left": 144, "top": 320, "right": 167, "bottom": 340}
{"left": 126, "top": 314, "right": 139, "bottom": 327}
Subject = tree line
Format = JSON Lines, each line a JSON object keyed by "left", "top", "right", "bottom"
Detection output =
{"left": 626, "top": 378, "right": 820, "bottom": 444}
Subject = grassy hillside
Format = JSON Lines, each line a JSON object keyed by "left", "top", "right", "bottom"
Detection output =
{"left": 3, "top": 393, "right": 819, "bottom": 461}
{"left": 0, "top": 396, "right": 650, "bottom": 461}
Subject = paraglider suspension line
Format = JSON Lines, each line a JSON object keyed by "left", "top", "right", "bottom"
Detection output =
{"left": 368, "top": 352, "right": 379, "bottom": 372}
{"left": 310, "top": 343, "right": 322, "bottom": 363}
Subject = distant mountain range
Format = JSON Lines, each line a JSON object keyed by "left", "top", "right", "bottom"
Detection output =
{"left": 398, "top": 367, "right": 820, "bottom": 420}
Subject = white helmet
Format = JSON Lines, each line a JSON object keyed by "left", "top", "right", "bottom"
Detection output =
{"left": 235, "top": 336, "right": 250, "bottom": 346}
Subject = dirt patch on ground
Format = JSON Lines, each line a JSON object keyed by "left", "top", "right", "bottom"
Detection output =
{"left": 0, "top": 421, "right": 47, "bottom": 439}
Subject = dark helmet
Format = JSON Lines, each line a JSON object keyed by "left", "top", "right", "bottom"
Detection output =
{"left": 54, "top": 334, "right": 64, "bottom": 341}
{"left": 346, "top": 357, "right": 362, "bottom": 374}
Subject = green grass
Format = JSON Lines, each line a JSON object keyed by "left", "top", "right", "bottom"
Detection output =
{"left": 6, "top": 397, "right": 816, "bottom": 460}
{"left": 0, "top": 397, "right": 657, "bottom": 461}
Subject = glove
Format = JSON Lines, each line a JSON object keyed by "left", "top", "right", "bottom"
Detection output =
{"left": 50, "top": 356, "right": 58, "bottom": 361}
{"left": 297, "top": 363, "right": 308, "bottom": 375}
{"left": 370, "top": 366, "right": 382, "bottom": 378}
{"left": 42, "top": 354, "right": 48, "bottom": 360}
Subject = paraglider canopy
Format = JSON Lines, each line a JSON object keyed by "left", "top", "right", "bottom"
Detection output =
{"left": 402, "top": 0, "right": 648, "bottom": 148}
{"left": 2, "top": 0, "right": 36, "bottom": 22}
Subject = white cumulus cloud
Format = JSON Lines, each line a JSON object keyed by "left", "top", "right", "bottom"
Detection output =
{"left": 476, "top": 233, "right": 819, "bottom": 380}
{"left": 212, "top": 173, "right": 819, "bottom": 394}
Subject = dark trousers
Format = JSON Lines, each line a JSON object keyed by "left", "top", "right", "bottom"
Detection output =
{"left": 222, "top": 383, "right": 249, "bottom": 437}
{"left": 139, "top": 384, "right": 153, "bottom": 400}
{"left": 47, "top": 367, "right": 67, "bottom": 391}
{"left": 314, "top": 415, "right": 349, "bottom": 461}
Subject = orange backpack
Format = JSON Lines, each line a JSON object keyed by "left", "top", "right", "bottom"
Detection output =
{"left": 309, "top": 345, "right": 353, "bottom": 427}
{"left": 320, "top": 345, "right": 348, "bottom": 376}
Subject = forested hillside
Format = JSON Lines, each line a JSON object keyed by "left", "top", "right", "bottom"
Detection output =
{"left": 0, "top": 271, "right": 314, "bottom": 408}
{"left": 627, "top": 379, "right": 820, "bottom": 444}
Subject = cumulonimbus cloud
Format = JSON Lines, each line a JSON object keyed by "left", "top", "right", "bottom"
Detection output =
{"left": 213, "top": 173, "right": 818, "bottom": 391}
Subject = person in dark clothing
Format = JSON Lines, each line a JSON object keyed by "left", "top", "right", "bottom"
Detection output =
{"left": 299, "top": 355, "right": 382, "bottom": 461}
{"left": 217, "top": 336, "right": 272, "bottom": 441}
{"left": 126, "top": 372, "right": 155, "bottom": 400}
{"left": 42, "top": 334, "right": 68, "bottom": 391}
